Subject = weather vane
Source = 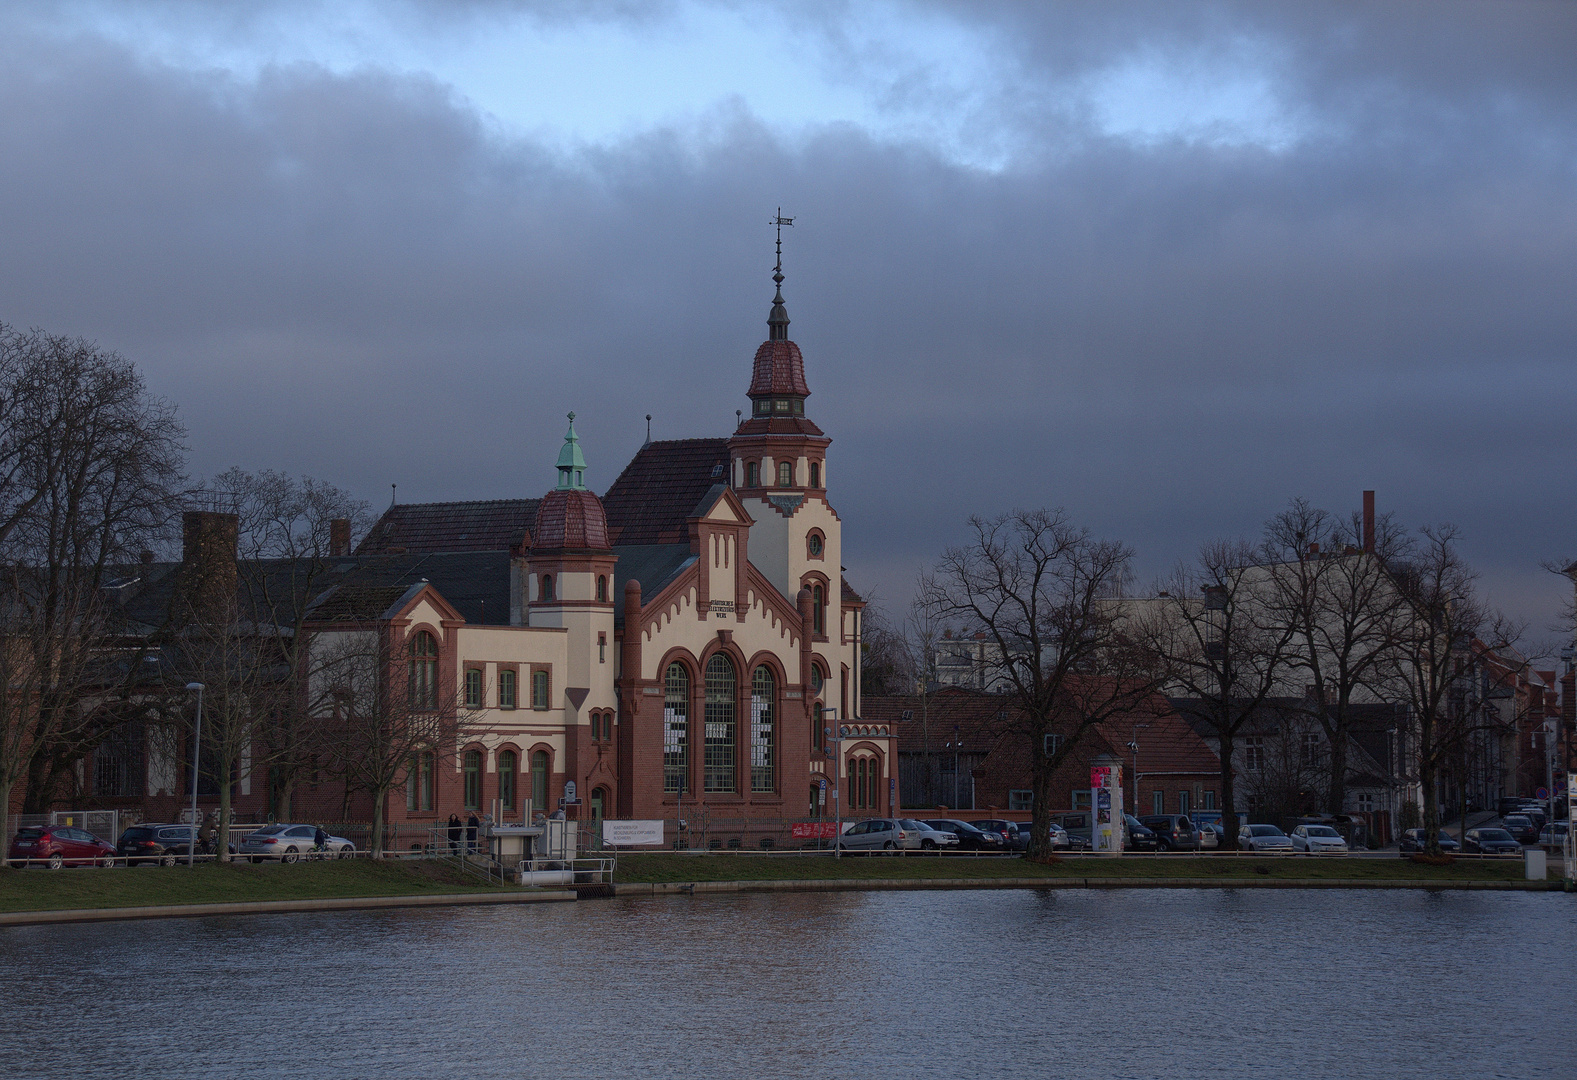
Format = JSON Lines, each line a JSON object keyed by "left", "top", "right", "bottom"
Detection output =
{"left": 771, "top": 208, "right": 794, "bottom": 280}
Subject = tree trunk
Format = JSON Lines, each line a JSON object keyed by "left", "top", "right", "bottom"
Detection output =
{"left": 1325, "top": 721, "right": 1349, "bottom": 815}
{"left": 1219, "top": 731, "right": 1239, "bottom": 851}
{"left": 1028, "top": 750, "right": 1055, "bottom": 859}
{"left": 371, "top": 788, "right": 385, "bottom": 859}
{"left": 1420, "top": 731, "right": 1440, "bottom": 856}
{"left": 0, "top": 778, "right": 11, "bottom": 861}
{"left": 217, "top": 767, "right": 233, "bottom": 863}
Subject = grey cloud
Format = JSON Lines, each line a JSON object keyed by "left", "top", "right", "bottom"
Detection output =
{"left": 0, "top": 5, "right": 1573, "bottom": 640}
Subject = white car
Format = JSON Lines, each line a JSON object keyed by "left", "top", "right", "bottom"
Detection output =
{"left": 239, "top": 823, "right": 356, "bottom": 863}
{"left": 1290, "top": 824, "right": 1349, "bottom": 855}
{"left": 898, "top": 819, "right": 960, "bottom": 851}
{"left": 1238, "top": 824, "right": 1294, "bottom": 853}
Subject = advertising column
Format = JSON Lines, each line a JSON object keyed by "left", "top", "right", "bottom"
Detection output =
{"left": 1091, "top": 758, "right": 1124, "bottom": 855}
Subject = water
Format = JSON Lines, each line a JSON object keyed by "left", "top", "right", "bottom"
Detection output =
{"left": 1, "top": 889, "right": 1572, "bottom": 1078}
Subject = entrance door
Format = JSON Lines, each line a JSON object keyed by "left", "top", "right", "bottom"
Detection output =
{"left": 591, "top": 788, "right": 607, "bottom": 849}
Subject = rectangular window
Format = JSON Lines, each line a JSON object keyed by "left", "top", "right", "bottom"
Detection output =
{"left": 463, "top": 750, "right": 482, "bottom": 810}
{"left": 498, "top": 751, "right": 516, "bottom": 811}
{"left": 1357, "top": 792, "right": 1375, "bottom": 814}
{"left": 1043, "top": 733, "right": 1064, "bottom": 758}
{"left": 1244, "top": 736, "right": 1264, "bottom": 772}
{"left": 1009, "top": 789, "right": 1033, "bottom": 812}
{"left": 532, "top": 669, "right": 550, "bottom": 710}
{"left": 1073, "top": 790, "right": 1091, "bottom": 811}
{"left": 464, "top": 669, "right": 483, "bottom": 709}
{"left": 499, "top": 669, "right": 517, "bottom": 709}
{"left": 1178, "top": 790, "right": 1191, "bottom": 816}
{"left": 1202, "top": 790, "right": 1217, "bottom": 811}
{"left": 1153, "top": 790, "right": 1164, "bottom": 815}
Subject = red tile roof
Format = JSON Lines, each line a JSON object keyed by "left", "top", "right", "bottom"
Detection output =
{"left": 355, "top": 499, "right": 539, "bottom": 555}
{"left": 532, "top": 489, "right": 611, "bottom": 551}
{"left": 747, "top": 340, "right": 810, "bottom": 397}
{"left": 602, "top": 439, "right": 730, "bottom": 546}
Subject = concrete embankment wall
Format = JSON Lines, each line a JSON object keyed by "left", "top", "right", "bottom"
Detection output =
{"left": 0, "top": 890, "right": 576, "bottom": 926}
{"left": 609, "top": 877, "right": 1567, "bottom": 897}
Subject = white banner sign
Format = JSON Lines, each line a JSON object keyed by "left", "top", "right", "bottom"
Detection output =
{"left": 602, "top": 819, "right": 665, "bottom": 846}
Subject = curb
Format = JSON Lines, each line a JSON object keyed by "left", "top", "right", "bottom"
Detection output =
{"left": 0, "top": 889, "right": 578, "bottom": 926}
{"left": 608, "top": 877, "right": 1567, "bottom": 896}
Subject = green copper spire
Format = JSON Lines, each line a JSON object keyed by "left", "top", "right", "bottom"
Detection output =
{"left": 555, "top": 411, "right": 587, "bottom": 491}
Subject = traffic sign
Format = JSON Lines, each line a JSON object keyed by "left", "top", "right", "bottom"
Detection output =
{"left": 1535, "top": 787, "right": 1549, "bottom": 800}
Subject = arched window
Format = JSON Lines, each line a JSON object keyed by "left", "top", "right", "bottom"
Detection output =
{"left": 663, "top": 663, "right": 689, "bottom": 793}
{"left": 777, "top": 460, "right": 793, "bottom": 487}
{"left": 408, "top": 631, "right": 438, "bottom": 711}
{"left": 530, "top": 750, "right": 549, "bottom": 815}
{"left": 540, "top": 575, "right": 554, "bottom": 601}
{"left": 498, "top": 750, "right": 517, "bottom": 810}
{"left": 498, "top": 669, "right": 517, "bottom": 709}
{"left": 849, "top": 756, "right": 879, "bottom": 810}
{"left": 809, "top": 462, "right": 820, "bottom": 488}
{"left": 750, "top": 666, "right": 775, "bottom": 793}
{"left": 746, "top": 461, "right": 759, "bottom": 487}
{"left": 463, "top": 749, "right": 482, "bottom": 810}
{"left": 406, "top": 751, "right": 434, "bottom": 812}
{"left": 704, "top": 654, "right": 737, "bottom": 793}
{"left": 812, "top": 584, "right": 825, "bottom": 636}
{"left": 596, "top": 575, "right": 607, "bottom": 602}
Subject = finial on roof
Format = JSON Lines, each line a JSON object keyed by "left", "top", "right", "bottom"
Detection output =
{"left": 555, "top": 411, "right": 587, "bottom": 491}
{"left": 645, "top": 414, "right": 652, "bottom": 447}
{"left": 390, "top": 483, "right": 397, "bottom": 507}
{"left": 769, "top": 208, "right": 793, "bottom": 341}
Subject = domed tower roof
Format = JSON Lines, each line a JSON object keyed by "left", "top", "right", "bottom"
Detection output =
{"left": 532, "top": 414, "right": 611, "bottom": 551}
{"left": 743, "top": 213, "right": 816, "bottom": 424}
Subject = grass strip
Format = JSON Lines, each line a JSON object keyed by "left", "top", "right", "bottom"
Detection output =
{"left": 0, "top": 859, "right": 524, "bottom": 914}
{"left": 612, "top": 853, "right": 1531, "bottom": 885}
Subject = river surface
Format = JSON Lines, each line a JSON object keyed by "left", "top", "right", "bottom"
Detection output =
{"left": 1, "top": 888, "right": 1572, "bottom": 1079}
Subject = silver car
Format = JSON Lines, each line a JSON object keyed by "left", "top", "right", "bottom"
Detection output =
{"left": 1238, "top": 824, "right": 1294, "bottom": 853}
{"left": 1290, "top": 824, "right": 1348, "bottom": 855}
{"left": 836, "top": 819, "right": 909, "bottom": 851}
{"left": 240, "top": 823, "right": 355, "bottom": 863}
{"left": 898, "top": 819, "right": 960, "bottom": 852}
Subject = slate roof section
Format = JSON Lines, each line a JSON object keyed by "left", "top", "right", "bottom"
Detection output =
{"left": 601, "top": 439, "right": 731, "bottom": 546}
{"left": 611, "top": 544, "right": 698, "bottom": 626}
{"left": 356, "top": 499, "right": 540, "bottom": 555}
{"left": 732, "top": 416, "right": 826, "bottom": 437}
{"left": 841, "top": 578, "right": 864, "bottom": 604}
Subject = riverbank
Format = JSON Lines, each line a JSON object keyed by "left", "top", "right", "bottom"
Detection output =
{"left": 0, "top": 859, "right": 535, "bottom": 916}
{"left": 611, "top": 852, "right": 1545, "bottom": 886}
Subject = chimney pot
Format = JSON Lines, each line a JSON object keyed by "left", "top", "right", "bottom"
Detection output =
{"left": 330, "top": 518, "right": 352, "bottom": 557}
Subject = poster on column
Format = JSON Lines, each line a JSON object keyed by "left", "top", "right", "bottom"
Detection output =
{"left": 1090, "top": 765, "right": 1124, "bottom": 854}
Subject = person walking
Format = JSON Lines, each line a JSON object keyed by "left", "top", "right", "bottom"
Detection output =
{"left": 447, "top": 814, "right": 461, "bottom": 855}
{"left": 197, "top": 812, "right": 217, "bottom": 857}
{"left": 314, "top": 824, "right": 328, "bottom": 858}
{"left": 466, "top": 812, "right": 479, "bottom": 855}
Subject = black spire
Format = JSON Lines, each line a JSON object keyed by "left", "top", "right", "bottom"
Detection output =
{"left": 769, "top": 208, "right": 793, "bottom": 341}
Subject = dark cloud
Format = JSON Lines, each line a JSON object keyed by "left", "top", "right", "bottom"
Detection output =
{"left": 0, "top": 3, "right": 1573, "bottom": 639}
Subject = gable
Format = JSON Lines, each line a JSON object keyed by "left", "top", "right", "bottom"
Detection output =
{"left": 602, "top": 439, "right": 730, "bottom": 545}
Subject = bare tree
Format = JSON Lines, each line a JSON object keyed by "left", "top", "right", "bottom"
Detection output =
{"left": 0, "top": 327, "right": 184, "bottom": 846}
{"left": 1262, "top": 498, "right": 1411, "bottom": 814}
{"left": 920, "top": 508, "right": 1164, "bottom": 858}
{"left": 1143, "top": 540, "right": 1298, "bottom": 850}
{"left": 1384, "top": 525, "right": 1509, "bottom": 855}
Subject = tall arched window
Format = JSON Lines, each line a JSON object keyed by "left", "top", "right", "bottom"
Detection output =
{"left": 811, "top": 666, "right": 826, "bottom": 751}
{"left": 463, "top": 749, "right": 482, "bottom": 809}
{"left": 809, "top": 462, "right": 820, "bottom": 488}
{"left": 750, "top": 666, "right": 775, "bottom": 793}
{"left": 408, "top": 631, "right": 438, "bottom": 711}
{"left": 540, "top": 575, "right": 554, "bottom": 601}
{"left": 704, "top": 654, "right": 737, "bottom": 793}
{"left": 812, "top": 584, "right": 825, "bottom": 636}
{"left": 498, "top": 750, "right": 517, "bottom": 810}
{"left": 596, "top": 575, "right": 607, "bottom": 602}
{"left": 406, "top": 751, "right": 434, "bottom": 812}
{"left": 530, "top": 750, "right": 549, "bottom": 814}
{"left": 777, "top": 460, "right": 793, "bottom": 487}
{"left": 746, "top": 461, "right": 760, "bottom": 487}
{"left": 663, "top": 663, "right": 689, "bottom": 793}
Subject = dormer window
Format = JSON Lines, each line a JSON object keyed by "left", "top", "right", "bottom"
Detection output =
{"left": 777, "top": 461, "right": 793, "bottom": 487}
{"left": 755, "top": 399, "right": 770, "bottom": 416}
{"left": 774, "top": 399, "right": 789, "bottom": 414}
{"left": 792, "top": 399, "right": 803, "bottom": 415}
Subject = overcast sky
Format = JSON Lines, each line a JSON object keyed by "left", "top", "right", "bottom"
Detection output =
{"left": 2, "top": 1, "right": 1574, "bottom": 643}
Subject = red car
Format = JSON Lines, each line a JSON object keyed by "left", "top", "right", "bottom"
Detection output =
{"left": 7, "top": 825, "right": 117, "bottom": 868}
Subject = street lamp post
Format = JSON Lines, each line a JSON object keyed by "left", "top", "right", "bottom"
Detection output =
{"left": 185, "top": 682, "right": 205, "bottom": 868}
{"left": 822, "top": 709, "right": 840, "bottom": 857}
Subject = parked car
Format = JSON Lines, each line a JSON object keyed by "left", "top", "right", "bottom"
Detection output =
{"left": 1049, "top": 811, "right": 1093, "bottom": 850}
{"left": 924, "top": 819, "right": 1002, "bottom": 852}
{"left": 1237, "top": 824, "right": 1294, "bottom": 853}
{"left": 1463, "top": 827, "right": 1521, "bottom": 855}
{"left": 1537, "top": 821, "right": 1569, "bottom": 848}
{"left": 1006, "top": 820, "right": 1072, "bottom": 851}
{"left": 898, "top": 819, "right": 959, "bottom": 851}
{"left": 118, "top": 823, "right": 199, "bottom": 865}
{"left": 1518, "top": 805, "right": 1548, "bottom": 830}
{"left": 7, "top": 825, "right": 117, "bottom": 868}
{"left": 1498, "top": 796, "right": 1539, "bottom": 819}
{"left": 239, "top": 823, "right": 355, "bottom": 863}
{"left": 1137, "top": 815, "right": 1199, "bottom": 852}
{"left": 1197, "top": 822, "right": 1223, "bottom": 850}
{"left": 969, "top": 819, "right": 1022, "bottom": 851}
{"left": 836, "top": 818, "right": 907, "bottom": 851}
{"left": 1290, "top": 824, "right": 1349, "bottom": 855}
{"left": 1123, "top": 815, "right": 1160, "bottom": 852}
{"left": 1500, "top": 815, "right": 1540, "bottom": 845}
{"left": 1397, "top": 828, "right": 1461, "bottom": 855}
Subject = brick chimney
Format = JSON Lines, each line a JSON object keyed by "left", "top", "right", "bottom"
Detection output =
{"left": 180, "top": 510, "right": 238, "bottom": 622}
{"left": 330, "top": 518, "right": 351, "bottom": 557}
{"left": 1362, "top": 490, "right": 1375, "bottom": 553}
